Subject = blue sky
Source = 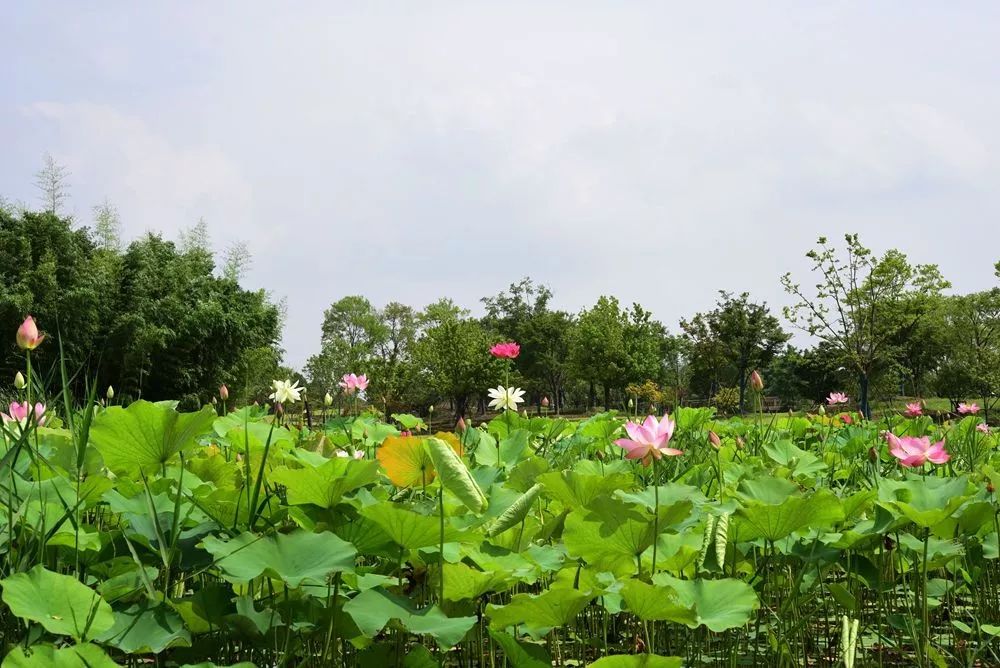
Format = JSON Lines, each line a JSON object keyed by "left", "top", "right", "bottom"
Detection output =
{"left": 2, "top": 3, "right": 999, "bottom": 367}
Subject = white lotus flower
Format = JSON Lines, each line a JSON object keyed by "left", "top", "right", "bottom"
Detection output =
{"left": 487, "top": 385, "right": 525, "bottom": 412}
{"left": 269, "top": 379, "right": 303, "bottom": 404}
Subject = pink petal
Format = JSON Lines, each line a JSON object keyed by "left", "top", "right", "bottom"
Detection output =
{"left": 901, "top": 454, "right": 926, "bottom": 467}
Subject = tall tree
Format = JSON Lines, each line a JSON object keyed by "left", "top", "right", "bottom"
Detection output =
{"left": 681, "top": 292, "right": 788, "bottom": 413}
{"left": 35, "top": 153, "right": 70, "bottom": 214}
{"left": 482, "top": 278, "right": 574, "bottom": 412}
{"left": 781, "top": 234, "right": 949, "bottom": 417}
{"left": 569, "top": 296, "right": 628, "bottom": 410}
{"left": 92, "top": 199, "right": 122, "bottom": 251}
{"left": 221, "top": 240, "right": 253, "bottom": 281}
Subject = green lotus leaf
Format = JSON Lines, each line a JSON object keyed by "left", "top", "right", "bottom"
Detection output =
{"left": 2, "top": 644, "right": 119, "bottom": 668}
{"left": 201, "top": 530, "right": 356, "bottom": 587}
{"left": 652, "top": 574, "right": 758, "bottom": 632}
{"left": 97, "top": 601, "right": 191, "bottom": 653}
{"left": 475, "top": 429, "right": 530, "bottom": 470}
{"left": 620, "top": 578, "right": 697, "bottom": 624}
{"left": 90, "top": 400, "right": 216, "bottom": 475}
{"left": 424, "top": 437, "right": 487, "bottom": 513}
{"left": 0, "top": 565, "right": 114, "bottom": 641}
{"left": 361, "top": 502, "right": 466, "bottom": 550}
{"left": 564, "top": 498, "right": 692, "bottom": 576}
{"left": 538, "top": 470, "right": 635, "bottom": 509}
{"left": 734, "top": 488, "right": 844, "bottom": 542}
{"left": 487, "top": 587, "right": 594, "bottom": 633}
{"left": 344, "top": 587, "right": 475, "bottom": 649}
{"left": 764, "top": 439, "right": 826, "bottom": 478}
{"left": 442, "top": 562, "right": 511, "bottom": 601}
{"left": 487, "top": 483, "right": 543, "bottom": 536}
{"left": 489, "top": 630, "right": 552, "bottom": 668}
{"left": 878, "top": 476, "right": 972, "bottom": 529}
{"left": 270, "top": 457, "right": 378, "bottom": 508}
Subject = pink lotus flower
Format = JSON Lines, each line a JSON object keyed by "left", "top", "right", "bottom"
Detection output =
{"left": 838, "top": 413, "right": 853, "bottom": 425}
{"left": 958, "top": 402, "right": 980, "bottom": 415}
{"left": 490, "top": 342, "right": 521, "bottom": 359}
{"left": 977, "top": 423, "right": 990, "bottom": 434}
{"left": 904, "top": 402, "right": 923, "bottom": 418}
{"left": 339, "top": 373, "right": 369, "bottom": 394}
{"left": 614, "top": 414, "right": 681, "bottom": 466}
{"left": 1, "top": 402, "right": 46, "bottom": 430}
{"left": 749, "top": 370, "right": 763, "bottom": 391}
{"left": 16, "top": 316, "right": 45, "bottom": 351}
{"left": 885, "top": 432, "right": 949, "bottom": 467}
{"left": 827, "top": 392, "right": 849, "bottom": 406}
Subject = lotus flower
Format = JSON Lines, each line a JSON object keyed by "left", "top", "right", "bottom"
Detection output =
{"left": 827, "top": 392, "right": 849, "bottom": 406}
{"left": 904, "top": 402, "right": 923, "bottom": 418}
{"left": 339, "top": 373, "right": 369, "bottom": 394}
{"left": 456, "top": 416, "right": 467, "bottom": 432}
{"left": 219, "top": 384, "right": 229, "bottom": 401}
{"left": 541, "top": 396, "right": 550, "bottom": 408}
{"left": 708, "top": 430, "right": 721, "bottom": 449}
{"left": 749, "top": 370, "right": 763, "bottom": 391}
{"left": 487, "top": 385, "right": 525, "bottom": 412}
{"left": 614, "top": 414, "right": 681, "bottom": 466}
{"left": 16, "top": 316, "right": 45, "bottom": 351}
{"left": 335, "top": 449, "right": 365, "bottom": 460}
{"left": 1, "top": 402, "right": 46, "bottom": 430}
{"left": 977, "top": 423, "right": 990, "bottom": 434}
{"left": 839, "top": 413, "right": 853, "bottom": 425}
{"left": 269, "top": 379, "right": 302, "bottom": 404}
{"left": 958, "top": 402, "right": 980, "bottom": 415}
{"left": 490, "top": 342, "right": 520, "bottom": 359}
{"left": 885, "top": 433, "right": 949, "bottom": 467}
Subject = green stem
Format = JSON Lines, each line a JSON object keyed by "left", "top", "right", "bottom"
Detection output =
{"left": 438, "top": 487, "right": 446, "bottom": 604}
{"left": 651, "top": 458, "right": 659, "bottom": 578}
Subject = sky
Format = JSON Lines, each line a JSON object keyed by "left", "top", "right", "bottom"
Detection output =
{"left": 2, "top": 3, "right": 999, "bottom": 368}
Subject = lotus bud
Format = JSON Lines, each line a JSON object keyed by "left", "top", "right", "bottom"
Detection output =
{"left": 456, "top": 416, "right": 467, "bottom": 432}
{"left": 428, "top": 405, "right": 435, "bottom": 414}
{"left": 400, "top": 430, "right": 412, "bottom": 437}
{"left": 595, "top": 450, "right": 605, "bottom": 461}
{"left": 522, "top": 409, "right": 528, "bottom": 419}
{"left": 106, "top": 385, "right": 115, "bottom": 400}
{"left": 883, "top": 535, "right": 895, "bottom": 551}
{"left": 736, "top": 436, "right": 745, "bottom": 449}
{"left": 219, "top": 384, "right": 229, "bottom": 401}
{"left": 749, "top": 370, "right": 763, "bottom": 392}
{"left": 868, "top": 446, "right": 877, "bottom": 462}
{"left": 541, "top": 396, "right": 549, "bottom": 408}
{"left": 818, "top": 405, "right": 826, "bottom": 416}
{"left": 16, "top": 316, "right": 45, "bottom": 351}
{"left": 324, "top": 391, "right": 333, "bottom": 406}
{"left": 627, "top": 398, "right": 634, "bottom": 408}
{"left": 989, "top": 481, "right": 996, "bottom": 494}
{"left": 211, "top": 396, "right": 218, "bottom": 405}
{"left": 708, "top": 430, "right": 721, "bottom": 449}
{"left": 14, "top": 372, "right": 25, "bottom": 390}
{"left": 274, "top": 402, "right": 284, "bottom": 415}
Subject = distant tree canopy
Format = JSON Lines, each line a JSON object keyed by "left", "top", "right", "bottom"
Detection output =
{"left": 0, "top": 208, "right": 283, "bottom": 407}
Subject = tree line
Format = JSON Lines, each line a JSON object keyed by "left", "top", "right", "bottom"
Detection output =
{"left": 307, "top": 236, "right": 1000, "bottom": 420}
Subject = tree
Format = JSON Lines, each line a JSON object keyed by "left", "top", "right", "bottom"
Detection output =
{"left": 482, "top": 278, "right": 574, "bottom": 412}
{"left": 413, "top": 302, "right": 497, "bottom": 418}
{"left": 681, "top": 292, "right": 788, "bottom": 413}
{"left": 569, "top": 296, "right": 628, "bottom": 410}
{"left": 781, "top": 234, "right": 948, "bottom": 417}
{"left": 92, "top": 199, "right": 122, "bottom": 251}
{"left": 222, "top": 240, "right": 253, "bottom": 281}
{"left": 367, "top": 302, "right": 419, "bottom": 419}
{"left": 933, "top": 290, "right": 1000, "bottom": 416}
{"left": 35, "top": 153, "right": 70, "bottom": 214}
{"left": 178, "top": 218, "right": 211, "bottom": 255}
{"left": 307, "top": 296, "right": 384, "bottom": 395}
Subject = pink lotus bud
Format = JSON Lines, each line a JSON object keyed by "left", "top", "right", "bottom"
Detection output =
{"left": 749, "top": 370, "right": 763, "bottom": 391}
{"left": 16, "top": 316, "right": 45, "bottom": 351}
{"left": 219, "top": 384, "right": 229, "bottom": 401}
{"left": 541, "top": 396, "right": 550, "bottom": 408}
{"left": 456, "top": 416, "right": 467, "bottom": 432}
{"left": 399, "top": 430, "right": 412, "bottom": 437}
{"left": 708, "top": 430, "right": 721, "bottom": 449}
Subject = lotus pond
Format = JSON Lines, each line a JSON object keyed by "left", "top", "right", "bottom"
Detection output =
{"left": 1, "top": 395, "right": 999, "bottom": 667}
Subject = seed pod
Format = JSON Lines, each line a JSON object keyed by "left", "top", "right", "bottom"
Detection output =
{"left": 487, "top": 484, "right": 543, "bottom": 536}
{"left": 424, "top": 437, "right": 487, "bottom": 513}
{"left": 698, "top": 515, "right": 716, "bottom": 566}
{"left": 715, "top": 512, "right": 730, "bottom": 569}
